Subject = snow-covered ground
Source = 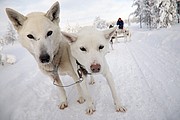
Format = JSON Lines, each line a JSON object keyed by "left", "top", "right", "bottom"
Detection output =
{"left": 0, "top": 24, "right": 180, "bottom": 120}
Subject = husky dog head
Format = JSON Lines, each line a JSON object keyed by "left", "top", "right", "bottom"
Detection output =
{"left": 6, "top": 2, "right": 61, "bottom": 64}
{"left": 62, "top": 26, "right": 116, "bottom": 73}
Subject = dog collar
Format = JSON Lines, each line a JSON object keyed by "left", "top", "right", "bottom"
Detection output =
{"left": 76, "top": 60, "right": 91, "bottom": 76}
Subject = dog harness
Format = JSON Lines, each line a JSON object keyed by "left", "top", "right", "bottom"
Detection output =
{"left": 53, "top": 60, "right": 91, "bottom": 87}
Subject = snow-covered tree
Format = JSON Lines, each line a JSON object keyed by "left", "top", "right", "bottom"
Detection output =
{"left": 157, "top": 0, "right": 177, "bottom": 28}
{"left": 132, "top": 0, "right": 144, "bottom": 28}
{"left": 0, "top": 23, "right": 17, "bottom": 65}
{"left": 0, "top": 37, "right": 16, "bottom": 65}
{"left": 0, "top": 38, "right": 5, "bottom": 65}
{"left": 0, "top": 37, "right": 5, "bottom": 46}
{"left": 4, "top": 23, "right": 17, "bottom": 45}
{"left": 132, "top": 0, "right": 177, "bottom": 29}
{"left": 132, "top": 0, "right": 158, "bottom": 28}
{"left": 64, "top": 23, "right": 82, "bottom": 33}
{"left": 0, "top": 37, "right": 5, "bottom": 65}
{"left": 146, "top": 0, "right": 158, "bottom": 28}
{"left": 93, "top": 16, "right": 109, "bottom": 29}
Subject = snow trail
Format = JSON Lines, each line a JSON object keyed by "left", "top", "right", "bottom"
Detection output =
{"left": 126, "top": 40, "right": 180, "bottom": 119}
{"left": 1, "top": 24, "right": 180, "bottom": 120}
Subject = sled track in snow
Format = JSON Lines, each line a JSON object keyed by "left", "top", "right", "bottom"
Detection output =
{"left": 124, "top": 42, "right": 170, "bottom": 119}
{"left": 125, "top": 43, "right": 150, "bottom": 88}
{"left": 124, "top": 40, "right": 180, "bottom": 119}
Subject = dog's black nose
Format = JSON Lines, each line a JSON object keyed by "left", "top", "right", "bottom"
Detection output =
{"left": 39, "top": 53, "right": 50, "bottom": 63}
{"left": 90, "top": 64, "right": 101, "bottom": 73}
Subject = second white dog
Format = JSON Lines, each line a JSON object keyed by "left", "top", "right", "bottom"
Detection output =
{"left": 62, "top": 26, "right": 127, "bottom": 114}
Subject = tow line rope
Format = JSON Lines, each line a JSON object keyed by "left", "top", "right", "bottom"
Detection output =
{"left": 53, "top": 60, "right": 91, "bottom": 87}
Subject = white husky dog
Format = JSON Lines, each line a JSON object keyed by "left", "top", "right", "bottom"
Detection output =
{"left": 6, "top": 1, "right": 82, "bottom": 110}
{"left": 62, "top": 27, "right": 127, "bottom": 114}
{"left": 6, "top": 2, "right": 126, "bottom": 114}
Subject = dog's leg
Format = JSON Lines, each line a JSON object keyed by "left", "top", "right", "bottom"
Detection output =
{"left": 51, "top": 74, "right": 68, "bottom": 109}
{"left": 123, "top": 32, "right": 127, "bottom": 43}
{"left": 89, "top": 75, "right": 95, "bottom": 85}
{"left": 80, "top": 76, "right": 95, "bottom": 115}
{"left": 103, "top": 63, "right": 127, "bottom": 112}
{"left": 129, "top": 33, "right": 131, "bottom": 42}
{"left": 70, "top": 73, "right": 85, "bottom": 104}
{"left": 110, "top": 39, "right": 113, "bottom": 50}
{"left": 111, "top": 43, "right": 114, "bottom": 50}
{"left": 76, "top": 84, "right": 86, "bottom": 104}
{"left": 124, "top": 35, "right": 127, "bottom": 43}
{"left": 115, "top": 31, "right": 118, "bottom": 43}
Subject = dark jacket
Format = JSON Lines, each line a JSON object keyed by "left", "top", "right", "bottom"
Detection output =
{"left": 117, "top": 20, "right": 124, "bottom": 29}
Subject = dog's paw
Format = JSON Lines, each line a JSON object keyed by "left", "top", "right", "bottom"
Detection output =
{"left": 115, "top": 105, "right": 127, "bottom": 112}
{"left": 77, "top": 97, "right": 86, "bottom": 104}
{"left": 89, "top": 76, "right": 95, "bottom": 85}
{"left": 86, "top": 106, "right": 96, "bottom": 115}
{"left": 89, "top": 80, "right": 95, "bottom": 85}
{"left": 59, "top": 101, "right": 68, "bottom": 109}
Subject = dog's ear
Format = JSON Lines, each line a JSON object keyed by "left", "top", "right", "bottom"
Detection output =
{"left": 6, "top": 8, "right": 27, "bottom": 30}
{"left": 45, "top": 1, "right": 60, "bottom": 23}
{"left": 103, "top": 26, "right": 117, "bottom": 40}
{"left": 62, "top": 32, "right": 77, "bottom": 43}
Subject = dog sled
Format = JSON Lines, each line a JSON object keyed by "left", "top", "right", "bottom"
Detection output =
{"left": 116, "top": 29, "right": 130, "bottom": 38}
{"left": 109, "top": 28, "right": 131, "bottom": 50}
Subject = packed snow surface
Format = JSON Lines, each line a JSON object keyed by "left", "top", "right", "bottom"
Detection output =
{"left": 0, "top": 24, "right": 180, "bottom": 120}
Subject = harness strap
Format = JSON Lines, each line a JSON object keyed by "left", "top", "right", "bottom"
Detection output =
{"left": 52, "top": 60, "right": 91, "bottom": 88}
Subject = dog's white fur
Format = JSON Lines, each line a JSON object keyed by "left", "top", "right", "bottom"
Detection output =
{"left": 62, "top": 26, "right": 126, "bottom": 114}
{"left": 6, "top": 2, "right": 78, "bottom": 110}
{"left": 6, "top": 2, "right": 126, "bottom": 114}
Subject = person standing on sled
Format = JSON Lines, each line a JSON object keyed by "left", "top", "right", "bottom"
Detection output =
{"left": 116, "top": 17, "right": 124, "bottom": 35}
{"left": 116, "top": 18, "right": 124, "bottom": 30}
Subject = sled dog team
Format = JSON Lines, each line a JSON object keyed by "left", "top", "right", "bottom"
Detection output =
{"left": 6, "top": 1, "right": 127, "bottom": 114}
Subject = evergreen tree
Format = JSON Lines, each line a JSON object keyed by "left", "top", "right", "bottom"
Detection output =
{"left": 4, "top": 23, "right": 17, "bottom": 45}
{"left": 157, "top": 0, "right": 177, "bottom": 28}
{"left": 65, "top": 23, "right": 82, "bottom": 33}
{"left": 132, "top": 0, "right": 177, "bottom": 28}
{"left": 93, "top": 16, "right": 108, "bottom": 29}
{"left": 132, "top": 0, "right": 143, "bottom": 28}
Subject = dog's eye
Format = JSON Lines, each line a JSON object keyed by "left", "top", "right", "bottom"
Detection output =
{"left": 80, "top": 47, "right": 87, "bottom": 52}
{"left": 47, "top": 31, "right": 53, "bottom": 37}
{"left": 99, "top": 45, "right": 104, "bottom": 50}
{"left": 27, "top": 34, "right": 35, "bottom": 39}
